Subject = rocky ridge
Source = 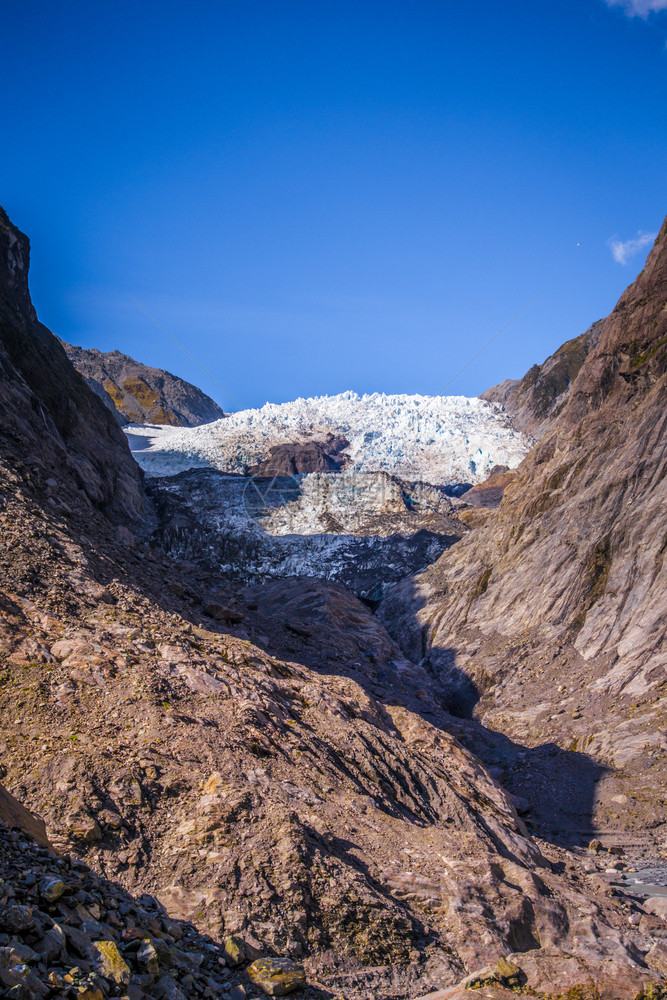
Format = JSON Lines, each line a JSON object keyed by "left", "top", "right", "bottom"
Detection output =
{"left": 0, "top": 208, "right": 143, "bottom": 524}
{"left": 61, "top": 341, "right": 225, "bottom": 428}
{"left": 379, "top": 216, "right": 667, "bottom": 842}
{"left": 481, "top": 319, "right": 605, "bottom": 438}
{"left": 1, "top": 206, "right": 666, "bottom": 998}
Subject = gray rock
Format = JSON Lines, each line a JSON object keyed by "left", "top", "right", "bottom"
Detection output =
{"left": 6, "top": 941, "right": 39, "bottom": 965}
{"left": 136, "top": 938, "right": 160, "bottom": 976}
{"left": 153, "top": 973, "right": 187, "bottom": 1000}
{"left": 33, "top": 925, "right": 65, "bottom": 963}
{"left": 0, "top": 907, "right": 34, "bottom": 934}
{"left": 38, "top": 877, "right": 65, "bottom": 903}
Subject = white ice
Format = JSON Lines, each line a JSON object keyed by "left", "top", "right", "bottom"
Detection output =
{"left": 126, "top": 390, "right": 530, "bottom": 485}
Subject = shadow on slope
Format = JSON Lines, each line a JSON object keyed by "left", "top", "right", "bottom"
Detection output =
{"left": 229, "top": 571, "right": 608, "bottom": 850}
{"left": 145, "top": 468, "right": 464, "bottom": 602}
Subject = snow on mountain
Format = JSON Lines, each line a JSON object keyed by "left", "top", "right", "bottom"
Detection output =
{"left": 126, "top": 391, "right": 531, "bottom": 484}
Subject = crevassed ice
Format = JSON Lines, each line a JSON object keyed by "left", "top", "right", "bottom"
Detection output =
{"left": 125, "top": 391, "right": 531, "bottom": 485}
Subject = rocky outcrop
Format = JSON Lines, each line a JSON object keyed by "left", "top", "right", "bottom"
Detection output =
{"left": 0, "top": 782, "right": 52, "bottom": 850}
{"left": 246, "top": 434, "right": 349, "bottom": 476}
{"left": 0, "top": 208, "right": 143, "bottom": 522}
{"left": 61, "top": 341, "right": 225, "bottom": 427}
{"left": 458, "top": 466, "right": 517, "bottom": 509}
{"left": 481, "top": 319, "right": 605, "bottom": 437}
{"left": 380, "top": 216, "right": 667, "bottom": 837}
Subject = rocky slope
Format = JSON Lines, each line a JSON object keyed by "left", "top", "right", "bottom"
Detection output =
{"left": 1, "top": 490, "right": 662, "bottom": 999}
{"left": 61, "top": 341, "right": 225, "bottom": 427}
{"left": 481, "top": 319, "right": 605, "bottom": 438}
{"left": 1, "top": 206, "right": 665, "bottom": 999}
{"left": 380, "top": 217, "right": 667, "bottom": 844}
{"left": 0, "top": 783, "right": 266, "bottom": 1000}
{"left": 125, "top": 391, "right": 531, "bottom": 485}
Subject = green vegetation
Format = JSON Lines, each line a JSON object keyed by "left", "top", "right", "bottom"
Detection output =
{"left": 634, "top": 986, "right": 667, "bottom": 1000}
{"left": 571, "top": 536, "right": 612, "bottom": 633}
{"left": 471, "top": 567, "right": 492, "bottom": 600}
{"left": 627, "top": 334, "right": 667, "bottom": 370}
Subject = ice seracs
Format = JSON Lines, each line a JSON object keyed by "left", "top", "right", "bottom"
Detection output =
{"left": 126, "top": 390, "right": 531, "bottom": 484}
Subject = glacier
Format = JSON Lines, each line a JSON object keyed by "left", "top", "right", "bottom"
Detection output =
{"left": 147, "top": 469, "right": 466, "bottom": 601}
{"left": 126, "top": 390, "right": 531, "bottom": 484}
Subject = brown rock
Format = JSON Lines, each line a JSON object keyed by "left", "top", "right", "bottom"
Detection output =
{"left": 61, "top": 341, "right": 225, "bottom": 428}
{"left": 247, "top": 957, "right": 307, "bottom": 996}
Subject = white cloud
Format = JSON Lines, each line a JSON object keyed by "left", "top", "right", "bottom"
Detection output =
{"left": 604, "top": 0, "right": 667, "bottom": 17}
{"left": 608, "top": 230, "right": 657, "bottom": 264}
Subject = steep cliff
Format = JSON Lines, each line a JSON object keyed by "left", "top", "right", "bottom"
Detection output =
{"left": 62, "top": 340, "right": 225, "bottom": 427}
{"left": 0, "top": 207, "right": 143, "bottom": 521}
{"left": 380, "top": 215, "right": 667, "bottom": 836}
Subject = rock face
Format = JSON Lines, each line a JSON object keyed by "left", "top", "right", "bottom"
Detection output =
{"left": 458, "top": 466, "right": 517, "bottom": 509}
{"left": 61, "top": 341, "right": 225, "bottom": 427}
{"left": 0, "top": 782, "right": 51, "bottom": 850}
{"left": 380, "top": 216, "right": 667, "bottom": 838}
{"left": 246, "top": 434, "right": 349, "bottom": 476}
{"left": 481, "top": 318, "right": 605, "bottom": 437}
{"left": 0, "top": 208, "right": 143, "bottom": 522}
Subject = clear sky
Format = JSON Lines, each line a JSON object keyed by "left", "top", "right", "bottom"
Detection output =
{"left": 2, "top": 0, "right": 666, "bottom": 411}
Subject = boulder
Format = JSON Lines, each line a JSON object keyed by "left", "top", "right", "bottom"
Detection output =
{"left": 87, "top": 940, "right": 131, "bottom": 987}
{"left": 247, "top": 957, "right": 307, "bottom": 996}
{"left": 38, "top": 876, "right": 65, "bottom": 902}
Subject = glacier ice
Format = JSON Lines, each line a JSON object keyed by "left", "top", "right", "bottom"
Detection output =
{"left": 126, "top": 391, "right": 530, "bottom": 485}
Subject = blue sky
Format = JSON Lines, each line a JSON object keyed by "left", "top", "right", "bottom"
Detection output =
{"left": 2, "top": 0, "right": 666, "bottom": 411}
